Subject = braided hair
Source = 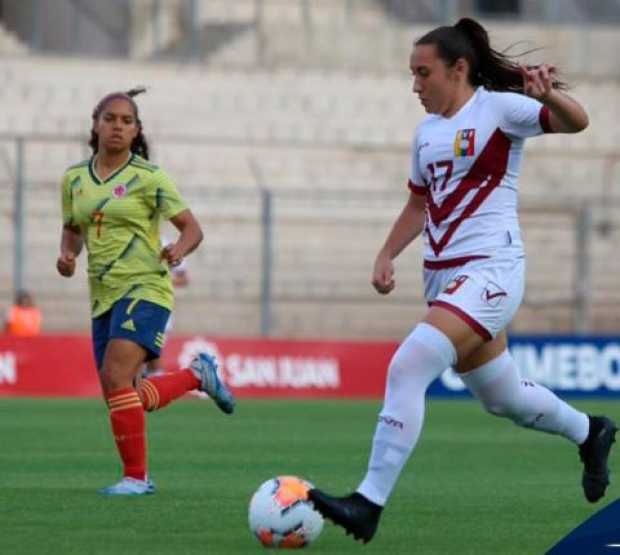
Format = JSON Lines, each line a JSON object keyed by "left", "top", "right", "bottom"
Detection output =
{"left": 89, "top": 86, "right": 150, "bottom": 160}
{"left": 416, "top": 18, "right": 566, "bottom": 93}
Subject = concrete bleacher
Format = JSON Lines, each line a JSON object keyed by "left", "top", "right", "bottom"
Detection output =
{"left": 172, "top": 0, "right": 620, "bottom": 80}
{"left": 0, "top": 54, "right": 617, "bottom": 176}
{"left": 1, "top": 52, "right": 618, "bottom": 336}
{"left": 0, "top": 22, "right": 27, "bottom": 56}
{"left": 11, "top": 178, "right": 617, "bottom": 336}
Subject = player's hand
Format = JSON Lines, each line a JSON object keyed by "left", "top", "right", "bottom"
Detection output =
{"left": 56, "top": 252, "right": 76, "bottom": 277}
{"left": 160, "top": 243, "right": 184, "bottom": 268}
{"left": 520, "top": 63, "right": 555, "bottom": 101}
{"left": 372, "top": 252, "right": 395, "bottom": 295}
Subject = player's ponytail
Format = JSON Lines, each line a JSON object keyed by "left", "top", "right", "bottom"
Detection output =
{"left": 125, "top": 87, "right": 149, "bottom": 160}
{"left": 126, "top": 86, "right": 147, "bottom": 99}
{"left": 453, "top": 18, "right": 521, "bottom": 92}
{"left": 416, "top": 18, "right": 566, "bottom": 93}
{"left": 89, "top": 86, "right": 150, "bottom": 160}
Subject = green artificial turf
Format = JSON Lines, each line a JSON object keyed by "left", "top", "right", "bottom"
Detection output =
{"left": 0, "top": 398, "right": 617, "bottom": 554}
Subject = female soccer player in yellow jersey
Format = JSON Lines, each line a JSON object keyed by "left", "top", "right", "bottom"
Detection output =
{"left": 56, "top": 88, "right": 235, "bottom": 495}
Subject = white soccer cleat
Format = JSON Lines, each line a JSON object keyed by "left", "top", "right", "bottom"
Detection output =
{"left": 98, "top": 477, "right": 156, "bottom": 496}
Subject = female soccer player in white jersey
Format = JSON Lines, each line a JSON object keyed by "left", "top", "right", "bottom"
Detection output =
{"left": 56, "top": 88, "right": 235, "bottom": 496}
{"left": 308, "top": 18, "right": 617, "bottom": 543}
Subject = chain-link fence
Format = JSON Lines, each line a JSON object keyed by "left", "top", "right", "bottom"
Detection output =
{"left": 2, "top": 134, "right": 619, "bottom": 339}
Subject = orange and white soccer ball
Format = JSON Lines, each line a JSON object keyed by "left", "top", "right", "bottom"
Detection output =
{"left": 248, "top": 476, "right": 324, "bottom": 548}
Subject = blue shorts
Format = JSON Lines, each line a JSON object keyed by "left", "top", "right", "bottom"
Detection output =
{"left": 91, "top": 298, "right": 171, "bottom": 371}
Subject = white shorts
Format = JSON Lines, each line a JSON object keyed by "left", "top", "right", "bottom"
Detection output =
{"left": 423, "top": 248, "right": 525, "bottom": 341}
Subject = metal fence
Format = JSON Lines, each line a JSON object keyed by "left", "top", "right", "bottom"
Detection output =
{"left": 2, "top": 134, "right": 619, "bottom": 338}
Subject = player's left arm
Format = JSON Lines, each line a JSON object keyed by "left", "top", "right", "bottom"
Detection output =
{"left": 519, "top": 63, "right": 589, "bottom": 133}
{"left": 150, "top": 169, "right": 204, "bottom": 267}
{"left": 161, "top": 209, "right": 203, "bottom": 267}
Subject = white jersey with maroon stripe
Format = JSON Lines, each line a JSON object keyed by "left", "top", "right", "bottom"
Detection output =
{"left": 408, "top": 87, "right": 552, "bottom": 263}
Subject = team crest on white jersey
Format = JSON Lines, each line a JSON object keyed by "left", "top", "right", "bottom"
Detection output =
{"left": 112, "top": 184, "right": 127, "bottom": 198}
{"left": 453, "top": 128, "right": 476, "bottom": 157}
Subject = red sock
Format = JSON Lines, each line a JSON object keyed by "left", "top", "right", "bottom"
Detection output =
{"left": 138, "top": 369, "right": 200, "bottom": 411}
{"left": 106, "top": 388, "right": 147, "bottom": 481}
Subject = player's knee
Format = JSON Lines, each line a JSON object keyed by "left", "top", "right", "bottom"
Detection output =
{"left": 100, "top": 363, "right": 131, "bottom": 393}
{"left": 385, "top": 353, "right": 410, "bottom": 390}
{"left": 385, "top": 346, "right": 431, "bottom": 391}
{"left": 387, "top": 335, "right": 431, "bottom": 387}
{"left": 101, "top": 371, "right": 121, "bottom": 393}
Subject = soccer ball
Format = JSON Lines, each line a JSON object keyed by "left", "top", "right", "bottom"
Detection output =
{"left": 248, "top": 476, "right": 324, "bottom": 548}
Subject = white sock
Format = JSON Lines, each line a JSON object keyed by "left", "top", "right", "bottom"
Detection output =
{"left": 357, "top": 323, "right": 456, "bottom": 506}
{"left": 460, "top": 350, "right": 589, "bottom": 444}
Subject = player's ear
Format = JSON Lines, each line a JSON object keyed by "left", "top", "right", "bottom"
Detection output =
{"left": 453, "top": 57, "right": 469, "bottom": 80}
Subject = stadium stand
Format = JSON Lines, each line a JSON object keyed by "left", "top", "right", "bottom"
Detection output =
{"left": 0, "top": 22, "right": 26, "bottom": 55}
{"left": 1, "top": 2, "right": 619, "bottom": 337}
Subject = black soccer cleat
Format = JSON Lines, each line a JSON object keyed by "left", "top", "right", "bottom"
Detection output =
{"left": 308, "top": 489, "right": 382, "bottom": 544}
{"left": 579, "top": 415, "right": 617, "bottom": 503}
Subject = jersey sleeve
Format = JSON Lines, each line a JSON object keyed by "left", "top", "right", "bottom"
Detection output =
{"left": 146, "top": 169, "right": 189, "bottom": 220}
{"left": 408, "top": 131, "right": 427, "bottom": 196}
{"left": 494, "top": 91, "right": 553, "bottom": 138}
{"left": 61, "top": 172, "right": 75, "bottom": 228}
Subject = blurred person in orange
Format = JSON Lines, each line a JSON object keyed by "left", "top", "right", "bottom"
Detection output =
{"left": 4, "top": 290, "right": 42, "bottom": 336}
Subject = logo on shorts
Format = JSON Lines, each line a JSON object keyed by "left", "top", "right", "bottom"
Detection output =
{"left": 482, "top": 281, "right": 507, "bottom": 307}
{"left": 154, "top": 331, "right": 166, "bottom": 348}
{"left": 112, "top": 184, "right": 127, "bottom": 198}
{"left": 444, "top": 275, "right": 469, "bottom": 295}
{"left": 121, "top": 318, "right": 136, "bottom": 332}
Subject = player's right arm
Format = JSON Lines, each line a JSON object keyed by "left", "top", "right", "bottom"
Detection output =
{"left": 372, "top": 192, "right": 426, "bottom": 295}
{"left": 372, "top": 130, "right": 427, "bottom": 295}
{"left": 57, "top": 171, "right": 83, "bottom": 278}
{"left": 57, "top": 225, "right": 83, "bottom": 277}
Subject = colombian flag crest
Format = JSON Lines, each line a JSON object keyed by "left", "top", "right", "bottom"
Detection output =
{"left": 454, "top": 128, "right": 476, "bottom": 157}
